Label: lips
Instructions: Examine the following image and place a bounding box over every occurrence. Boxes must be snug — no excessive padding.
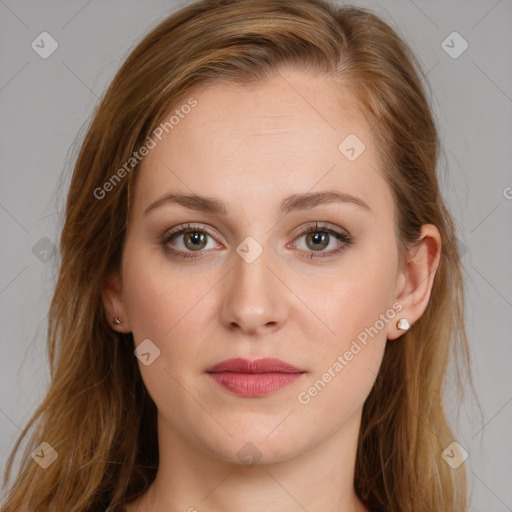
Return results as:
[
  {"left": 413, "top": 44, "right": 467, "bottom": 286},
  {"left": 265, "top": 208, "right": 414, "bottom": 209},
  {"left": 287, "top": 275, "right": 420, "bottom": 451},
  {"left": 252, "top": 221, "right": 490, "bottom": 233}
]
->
[
  {"left": 205, "top": 357, "right": 305, "bottom": 397},
  {"left": 205, "top": 357, "right": 303, "bottom": 374}
]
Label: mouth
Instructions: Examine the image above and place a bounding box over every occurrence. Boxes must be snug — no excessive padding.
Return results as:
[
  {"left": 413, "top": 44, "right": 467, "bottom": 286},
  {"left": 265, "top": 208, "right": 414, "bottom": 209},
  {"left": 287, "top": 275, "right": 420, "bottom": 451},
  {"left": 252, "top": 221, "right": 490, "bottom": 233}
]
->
[{"left": 205, "top": 357, "right": 306, "bottom": 397}]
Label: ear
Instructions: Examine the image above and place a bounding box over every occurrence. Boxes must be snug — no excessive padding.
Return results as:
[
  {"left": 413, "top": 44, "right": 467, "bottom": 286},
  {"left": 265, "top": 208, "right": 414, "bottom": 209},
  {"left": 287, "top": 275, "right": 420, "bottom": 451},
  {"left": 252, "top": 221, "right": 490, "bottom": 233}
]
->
[
  {"left": 102, "top": 270, "right": 131, "bottom": 333},
  {"left": 387, "top": 224, "right": 442, "bottom": 340}
]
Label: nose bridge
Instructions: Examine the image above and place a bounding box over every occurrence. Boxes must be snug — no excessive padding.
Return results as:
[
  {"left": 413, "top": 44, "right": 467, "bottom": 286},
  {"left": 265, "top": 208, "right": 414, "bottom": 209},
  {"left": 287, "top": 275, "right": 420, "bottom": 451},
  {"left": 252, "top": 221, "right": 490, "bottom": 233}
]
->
[
  {"left": 234, "top": 238, "right": 272, "bottom": 294},
  {"left": 220, "top": 235, "right": 287, "bottom": 334}
]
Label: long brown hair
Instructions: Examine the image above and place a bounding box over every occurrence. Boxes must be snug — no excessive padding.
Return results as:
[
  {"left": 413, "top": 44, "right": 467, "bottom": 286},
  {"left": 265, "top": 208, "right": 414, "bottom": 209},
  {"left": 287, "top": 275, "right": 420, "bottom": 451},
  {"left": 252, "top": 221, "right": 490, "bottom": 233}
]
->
[{"left": 2, "top": 1, "right": 477, "bottom": 511}]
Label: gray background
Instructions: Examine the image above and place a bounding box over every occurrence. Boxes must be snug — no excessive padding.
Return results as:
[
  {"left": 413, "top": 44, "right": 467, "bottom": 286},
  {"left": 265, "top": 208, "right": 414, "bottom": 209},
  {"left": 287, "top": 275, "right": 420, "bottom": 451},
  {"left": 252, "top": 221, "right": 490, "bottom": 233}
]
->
[{"left": 1, "top": 0, "right": 511, "bottom": 510}]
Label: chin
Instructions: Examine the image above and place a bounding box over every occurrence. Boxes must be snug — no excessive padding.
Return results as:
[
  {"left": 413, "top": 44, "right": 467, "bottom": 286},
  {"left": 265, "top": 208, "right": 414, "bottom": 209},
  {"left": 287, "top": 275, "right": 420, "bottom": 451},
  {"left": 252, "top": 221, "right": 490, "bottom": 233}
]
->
[{"left": 197, "top": 421, "right": 311, "bottom": 466}]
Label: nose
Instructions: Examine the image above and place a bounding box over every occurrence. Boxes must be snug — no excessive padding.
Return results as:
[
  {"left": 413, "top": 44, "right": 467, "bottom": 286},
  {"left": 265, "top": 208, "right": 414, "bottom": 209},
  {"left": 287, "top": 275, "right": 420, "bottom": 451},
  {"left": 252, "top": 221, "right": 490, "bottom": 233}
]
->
[{"left": 219, "top": 241, "right": 288, "bottom": 336}]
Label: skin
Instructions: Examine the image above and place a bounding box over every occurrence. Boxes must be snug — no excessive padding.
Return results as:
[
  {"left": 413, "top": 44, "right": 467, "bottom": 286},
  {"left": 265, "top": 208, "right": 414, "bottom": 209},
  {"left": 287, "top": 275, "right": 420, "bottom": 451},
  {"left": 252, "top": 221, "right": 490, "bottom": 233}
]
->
[{"left": 103, "top": 68, "right": 441, "bottom": 512}]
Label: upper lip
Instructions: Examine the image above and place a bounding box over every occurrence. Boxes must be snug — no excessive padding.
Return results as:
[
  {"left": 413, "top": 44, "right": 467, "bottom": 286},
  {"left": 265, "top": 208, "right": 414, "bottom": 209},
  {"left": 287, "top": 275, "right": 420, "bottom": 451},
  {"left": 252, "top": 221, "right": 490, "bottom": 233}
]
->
[{"left": 205, "top": 357, "right": 304, "bottom": 374}]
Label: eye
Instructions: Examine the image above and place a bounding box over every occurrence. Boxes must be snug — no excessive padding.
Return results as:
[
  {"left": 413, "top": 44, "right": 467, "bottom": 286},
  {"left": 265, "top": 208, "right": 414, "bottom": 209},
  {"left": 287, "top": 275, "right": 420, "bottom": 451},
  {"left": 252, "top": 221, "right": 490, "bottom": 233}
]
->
[
  {"left": 160, "top": 223, "right": 220, "bottom": 260},
  {"left": 290, "top": 222, "right": 353, "bottom": 259},
  {"left": 160, "top": 222, "right": 353, "bottom": 260}
]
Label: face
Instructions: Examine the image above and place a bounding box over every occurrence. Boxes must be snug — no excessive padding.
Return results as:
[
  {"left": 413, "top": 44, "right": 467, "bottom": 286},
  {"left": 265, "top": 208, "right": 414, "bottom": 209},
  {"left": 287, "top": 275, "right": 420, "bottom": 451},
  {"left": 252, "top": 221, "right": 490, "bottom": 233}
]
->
[{"left": 109, "top": 69, "right": 406, "bottom": 464}]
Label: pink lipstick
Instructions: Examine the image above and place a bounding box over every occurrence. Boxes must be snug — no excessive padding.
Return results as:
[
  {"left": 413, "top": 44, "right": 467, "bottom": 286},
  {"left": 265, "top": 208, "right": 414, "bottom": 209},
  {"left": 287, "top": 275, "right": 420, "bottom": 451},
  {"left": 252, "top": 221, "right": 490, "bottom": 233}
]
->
[{"left": 206, "top": 357, "right": 305, "bottom": 397}]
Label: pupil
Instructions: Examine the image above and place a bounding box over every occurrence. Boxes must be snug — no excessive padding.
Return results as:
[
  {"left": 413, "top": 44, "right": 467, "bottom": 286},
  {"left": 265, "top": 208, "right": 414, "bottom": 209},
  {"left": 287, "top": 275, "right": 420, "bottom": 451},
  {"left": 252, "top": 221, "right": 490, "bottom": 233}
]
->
[
  {"left": 309, "top": 232, "right": 328, "bottom": 251},
  {"left": 186, "top": 231, "right": 206, "bottom": 250}
]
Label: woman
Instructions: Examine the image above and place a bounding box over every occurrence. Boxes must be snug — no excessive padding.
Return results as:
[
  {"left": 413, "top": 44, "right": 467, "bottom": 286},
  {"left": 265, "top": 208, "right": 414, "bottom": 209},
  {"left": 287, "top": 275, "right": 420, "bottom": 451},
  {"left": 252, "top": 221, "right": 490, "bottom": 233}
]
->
[{"left": 2, "top": 0, "right": 475, "bottom": 511}]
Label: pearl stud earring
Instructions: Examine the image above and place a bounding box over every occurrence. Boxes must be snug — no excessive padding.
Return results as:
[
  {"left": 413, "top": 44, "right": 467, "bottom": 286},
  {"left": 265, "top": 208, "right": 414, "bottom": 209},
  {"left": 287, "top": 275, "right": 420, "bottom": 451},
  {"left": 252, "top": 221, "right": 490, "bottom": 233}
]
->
[{"left": 397, "top": 318, "right": 410, "bottom": 331}]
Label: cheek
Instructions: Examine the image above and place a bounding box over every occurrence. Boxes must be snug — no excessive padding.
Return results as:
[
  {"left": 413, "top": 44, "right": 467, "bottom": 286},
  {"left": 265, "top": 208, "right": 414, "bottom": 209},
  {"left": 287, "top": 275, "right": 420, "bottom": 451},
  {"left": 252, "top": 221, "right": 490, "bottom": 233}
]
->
[
  {"left": 121, "top": 247, "right": 221, "bottom": 382},
  {"left": 296, "top": 281, "right": 391, "bottom": 424},
  {"left": 296, "top": 245, "right": 397, "bottom": 403},
  {"left": 121, "top": 250, "right": 213, "bottom": 411},
  {"left": 122, "top": 246, "right": 205, "bottom": 339},
  {"left": 334, "top": 275, "right": 396, "bottom": 340},
  {"left": 306, "top": 247, "right": 397, "bottom": 347}
]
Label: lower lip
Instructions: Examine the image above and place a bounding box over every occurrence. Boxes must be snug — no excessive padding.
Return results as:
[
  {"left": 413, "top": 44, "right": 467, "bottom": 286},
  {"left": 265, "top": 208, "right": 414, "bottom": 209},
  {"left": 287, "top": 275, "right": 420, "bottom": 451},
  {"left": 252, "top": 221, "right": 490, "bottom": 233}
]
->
[{"left": 207, "top": 372, "right": 304, "bottom": 397}]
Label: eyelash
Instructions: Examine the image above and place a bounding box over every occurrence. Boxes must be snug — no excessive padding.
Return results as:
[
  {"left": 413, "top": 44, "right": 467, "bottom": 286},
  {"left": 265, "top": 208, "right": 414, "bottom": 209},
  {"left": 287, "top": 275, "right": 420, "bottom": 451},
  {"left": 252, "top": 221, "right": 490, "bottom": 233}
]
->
[{"left": 159, "top": 222, "right": 353, "bottom": 261}]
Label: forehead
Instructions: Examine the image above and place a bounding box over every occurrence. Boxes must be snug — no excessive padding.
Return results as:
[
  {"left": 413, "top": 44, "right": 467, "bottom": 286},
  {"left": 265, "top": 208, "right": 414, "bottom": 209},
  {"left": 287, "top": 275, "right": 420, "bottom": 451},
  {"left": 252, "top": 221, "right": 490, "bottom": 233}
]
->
[{"left": 133, "top": 70, "right": 390, "bottom": 218}]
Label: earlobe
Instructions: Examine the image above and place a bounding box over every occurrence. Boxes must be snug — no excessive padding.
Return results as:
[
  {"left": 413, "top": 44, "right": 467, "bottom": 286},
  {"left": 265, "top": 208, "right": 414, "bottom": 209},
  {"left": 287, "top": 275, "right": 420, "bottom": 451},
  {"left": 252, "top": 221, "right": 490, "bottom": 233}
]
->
[
  {"left": 387, "top": 224, "right": 441, "bottom": 340},
  {"left": 102, "top": 271, "right": 131, "bottom": 333}
]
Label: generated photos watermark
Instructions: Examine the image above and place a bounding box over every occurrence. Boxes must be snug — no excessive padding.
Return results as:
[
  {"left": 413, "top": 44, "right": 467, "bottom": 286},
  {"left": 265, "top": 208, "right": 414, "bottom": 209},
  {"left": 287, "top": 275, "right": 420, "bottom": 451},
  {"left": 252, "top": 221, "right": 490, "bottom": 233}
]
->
[
  {"left": 93, "top": 96, "right": 198, "bottom": 200},
  {"left": 297, "top": 301, "right": 403, "bottom": 405}
]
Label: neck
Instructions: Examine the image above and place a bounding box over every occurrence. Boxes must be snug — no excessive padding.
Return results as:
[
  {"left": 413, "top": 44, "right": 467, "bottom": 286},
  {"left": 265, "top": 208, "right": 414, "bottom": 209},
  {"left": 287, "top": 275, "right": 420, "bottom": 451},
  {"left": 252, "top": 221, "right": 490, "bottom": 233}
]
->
[{"left": 128, "top": 411, "right": 368, "bottom": 512}]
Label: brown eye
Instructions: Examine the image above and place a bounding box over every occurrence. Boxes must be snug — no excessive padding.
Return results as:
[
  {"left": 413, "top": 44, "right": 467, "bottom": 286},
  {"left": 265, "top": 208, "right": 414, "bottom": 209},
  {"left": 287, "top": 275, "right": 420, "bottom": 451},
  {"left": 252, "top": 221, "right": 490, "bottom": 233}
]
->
[
  {"left": 304, "top": 231, "right": 330, "bottom": 251},
  {"left": 291, "top": 223, "right": 353, "bottom": 260},
  {"left": 160, "top": 223, "right": 221, "bottom": 260},
  {"left": 181, "top": 230, "right": 208, "bottom": 251}
]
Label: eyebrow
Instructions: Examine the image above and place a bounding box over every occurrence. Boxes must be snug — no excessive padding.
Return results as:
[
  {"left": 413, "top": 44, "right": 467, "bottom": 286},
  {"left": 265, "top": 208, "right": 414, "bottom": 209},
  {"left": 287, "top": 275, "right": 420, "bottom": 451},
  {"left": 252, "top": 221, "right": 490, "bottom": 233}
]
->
[{"left": 144, "top": 189, "right": 371, "bottom": 216}]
